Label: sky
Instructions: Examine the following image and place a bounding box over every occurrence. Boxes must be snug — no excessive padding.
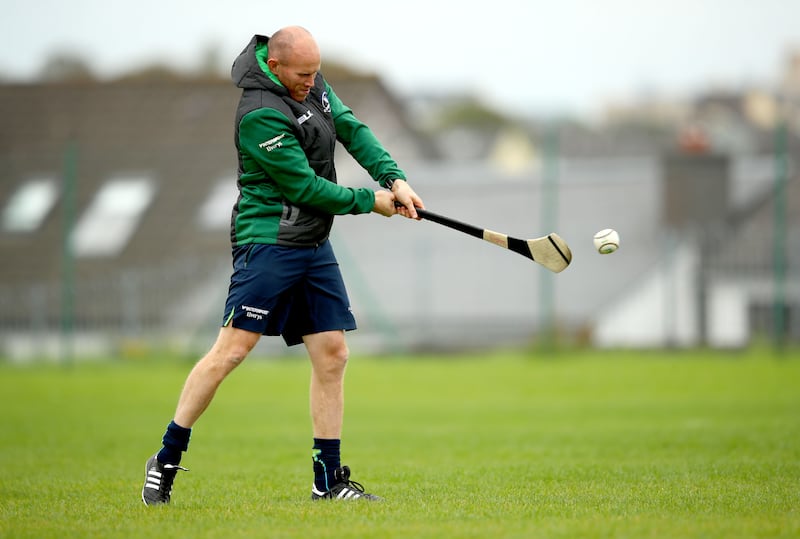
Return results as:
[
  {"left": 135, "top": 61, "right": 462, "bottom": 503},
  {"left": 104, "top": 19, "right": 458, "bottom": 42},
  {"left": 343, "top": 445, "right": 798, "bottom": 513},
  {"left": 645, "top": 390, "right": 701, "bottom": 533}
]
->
[{"left": 2, "top": 0, "right": 799, "bottom": 117}]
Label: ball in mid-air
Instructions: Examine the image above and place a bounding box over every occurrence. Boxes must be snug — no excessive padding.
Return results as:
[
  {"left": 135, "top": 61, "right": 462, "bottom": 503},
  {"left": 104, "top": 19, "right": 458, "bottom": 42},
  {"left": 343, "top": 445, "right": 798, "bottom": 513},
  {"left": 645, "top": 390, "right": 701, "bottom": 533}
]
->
[{"left": 593, "top": 229, "right": 620, "bottom": 254}]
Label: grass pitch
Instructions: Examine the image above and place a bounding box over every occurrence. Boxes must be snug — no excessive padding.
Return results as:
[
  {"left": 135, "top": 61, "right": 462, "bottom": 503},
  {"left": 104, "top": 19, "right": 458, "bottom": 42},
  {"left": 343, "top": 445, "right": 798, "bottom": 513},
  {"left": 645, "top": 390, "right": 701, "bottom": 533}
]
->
[{"left": 1, "top": 347, "right": 798, "bottom": 538}]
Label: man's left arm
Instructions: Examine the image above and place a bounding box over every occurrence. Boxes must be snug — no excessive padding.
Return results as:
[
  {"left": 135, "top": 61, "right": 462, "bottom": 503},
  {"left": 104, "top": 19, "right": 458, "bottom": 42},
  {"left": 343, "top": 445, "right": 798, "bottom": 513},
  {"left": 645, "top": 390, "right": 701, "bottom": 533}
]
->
[{"left": 327, "top": 82, "right": 423, "bottom": 218}]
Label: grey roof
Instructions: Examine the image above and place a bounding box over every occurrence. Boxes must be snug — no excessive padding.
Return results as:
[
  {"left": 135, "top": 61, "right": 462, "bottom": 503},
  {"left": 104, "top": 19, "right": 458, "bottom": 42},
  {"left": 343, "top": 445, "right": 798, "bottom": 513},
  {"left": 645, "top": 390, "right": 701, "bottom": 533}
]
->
[{"left": 0, "top": 77, "right": 433, "bottom": 278}]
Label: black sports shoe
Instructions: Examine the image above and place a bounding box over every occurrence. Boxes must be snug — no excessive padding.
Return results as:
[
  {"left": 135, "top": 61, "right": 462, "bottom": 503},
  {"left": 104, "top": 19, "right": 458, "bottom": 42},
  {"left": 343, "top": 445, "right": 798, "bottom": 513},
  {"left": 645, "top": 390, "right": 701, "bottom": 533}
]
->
[
  {"left": 310, "top": 465, "right": 382, "bottom": 501},
  {"left": 141, "top": 453, "right": 188, "bottom": 506}
]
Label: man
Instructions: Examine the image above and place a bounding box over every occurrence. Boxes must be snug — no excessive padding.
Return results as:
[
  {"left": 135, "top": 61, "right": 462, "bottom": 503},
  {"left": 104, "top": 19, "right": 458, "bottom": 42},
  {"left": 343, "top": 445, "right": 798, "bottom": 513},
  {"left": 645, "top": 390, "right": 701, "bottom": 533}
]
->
[{"left": 141, "top": 26, "right": 424, "bottom": 505}]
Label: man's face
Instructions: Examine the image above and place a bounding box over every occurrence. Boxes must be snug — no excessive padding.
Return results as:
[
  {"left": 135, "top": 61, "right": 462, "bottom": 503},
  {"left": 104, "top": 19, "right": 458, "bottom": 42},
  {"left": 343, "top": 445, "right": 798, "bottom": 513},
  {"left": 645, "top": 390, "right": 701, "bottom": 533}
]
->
[{"left": 270, "top": 48, "right": 320, "bottom": 102}]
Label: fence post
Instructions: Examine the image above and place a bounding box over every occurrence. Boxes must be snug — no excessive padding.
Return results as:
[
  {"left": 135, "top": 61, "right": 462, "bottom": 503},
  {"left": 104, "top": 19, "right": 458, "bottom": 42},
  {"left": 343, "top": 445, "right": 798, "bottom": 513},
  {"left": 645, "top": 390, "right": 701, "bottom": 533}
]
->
[
  {"left": 539, "top": 122, "right": 559, "bottom": 352},
  {"left": 60, "top": 141, "right": 78, "bottom": 366},
  {"left": 772, "top": 120, "right": 788, "bottom": 352}
]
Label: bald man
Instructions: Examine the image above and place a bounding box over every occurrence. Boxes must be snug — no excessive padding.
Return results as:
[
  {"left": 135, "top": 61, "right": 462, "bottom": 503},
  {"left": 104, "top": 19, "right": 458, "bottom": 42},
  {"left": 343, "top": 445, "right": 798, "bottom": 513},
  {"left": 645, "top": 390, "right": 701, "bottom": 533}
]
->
[{"left": 141, "top": 26, "right": 424, "bottom": 505}]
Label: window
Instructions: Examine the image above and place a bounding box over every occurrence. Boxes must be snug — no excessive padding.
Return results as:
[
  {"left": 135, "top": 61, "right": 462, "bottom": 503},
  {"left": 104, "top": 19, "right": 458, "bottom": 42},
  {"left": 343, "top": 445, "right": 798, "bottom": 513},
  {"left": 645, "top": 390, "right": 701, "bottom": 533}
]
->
[
  {"left": 197, "top": 178, "right": 238, "bottom": 230},
  {"left": 2, "top": 178, "right": 59, "bottom": 232},
  {"left": 71, "top": 177, "right": 155, "bottom": 257}
]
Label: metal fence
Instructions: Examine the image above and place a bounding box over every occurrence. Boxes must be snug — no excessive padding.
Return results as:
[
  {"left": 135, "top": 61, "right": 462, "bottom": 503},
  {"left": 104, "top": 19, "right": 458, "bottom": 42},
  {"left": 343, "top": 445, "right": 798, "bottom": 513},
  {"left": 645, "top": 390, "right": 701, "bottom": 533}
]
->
[{"left": 1, "top": 152, "right": 796, "bottom": 361}]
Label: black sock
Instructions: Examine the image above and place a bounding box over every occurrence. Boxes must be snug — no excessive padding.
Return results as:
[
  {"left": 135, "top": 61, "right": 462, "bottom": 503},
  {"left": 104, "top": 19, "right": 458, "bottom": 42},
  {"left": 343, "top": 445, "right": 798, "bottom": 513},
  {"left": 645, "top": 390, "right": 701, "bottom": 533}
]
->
[
  {"left": 312, "top": 438, "right": 341, "bottom": 492},
  {"left": 157, "top": 420, "right": 191, "bottom": 465}
]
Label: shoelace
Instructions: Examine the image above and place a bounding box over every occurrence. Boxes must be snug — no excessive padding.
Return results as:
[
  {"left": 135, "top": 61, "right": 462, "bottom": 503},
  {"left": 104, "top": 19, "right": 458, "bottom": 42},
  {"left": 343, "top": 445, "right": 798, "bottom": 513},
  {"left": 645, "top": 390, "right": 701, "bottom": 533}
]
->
[
  {"left": 159, "top": 464, "right": 189, "bottom": 491},
  {"left": 342, "top": 478, "right": 366, "bottom": 494},
  {"left": 164, "top": 464, "right": 189, "bottom": 472}
]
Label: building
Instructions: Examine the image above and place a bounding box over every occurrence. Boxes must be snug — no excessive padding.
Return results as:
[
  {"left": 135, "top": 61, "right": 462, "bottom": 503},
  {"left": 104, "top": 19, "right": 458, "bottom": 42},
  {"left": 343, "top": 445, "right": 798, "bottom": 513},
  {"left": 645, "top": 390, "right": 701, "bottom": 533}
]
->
[
  {"left": 0, "top": 71, "right": 437, "bottom": 358},
  {"left": 1, "top": 69, "right": 797, "bottom": 359}
]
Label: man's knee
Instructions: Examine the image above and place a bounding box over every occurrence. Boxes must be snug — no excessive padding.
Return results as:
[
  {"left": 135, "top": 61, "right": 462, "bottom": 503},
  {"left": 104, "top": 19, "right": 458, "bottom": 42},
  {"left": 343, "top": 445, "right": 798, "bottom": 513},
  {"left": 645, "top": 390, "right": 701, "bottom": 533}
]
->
[
  {"left": 307, "top": 332, "right": 349, "bottom": 377},
  {"left": 329, "top": 341, "right": 349, "bottom": 371},
  {"left": 322, "top": 340, "right": 349, "bottom": 373},
  {"left": 210, "top": 326, "right": 261, "bottom": 369}
]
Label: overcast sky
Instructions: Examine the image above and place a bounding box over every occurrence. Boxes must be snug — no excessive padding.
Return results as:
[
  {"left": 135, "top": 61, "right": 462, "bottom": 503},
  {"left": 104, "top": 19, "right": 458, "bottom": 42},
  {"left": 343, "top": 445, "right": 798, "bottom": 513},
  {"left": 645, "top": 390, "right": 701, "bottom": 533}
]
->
[{"left": 2, "top": 0, "right": 799, "bottom": 117}]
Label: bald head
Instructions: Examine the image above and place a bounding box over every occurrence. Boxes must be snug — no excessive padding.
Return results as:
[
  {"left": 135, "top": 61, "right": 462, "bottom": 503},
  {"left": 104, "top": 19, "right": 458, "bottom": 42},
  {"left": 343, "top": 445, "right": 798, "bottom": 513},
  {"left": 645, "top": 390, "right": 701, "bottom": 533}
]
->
[
  {"left": 269, "top": 26, "right": 319, "bottom": 64},
  {"left": 267, "top": 26, "right": 321, "bottom": 102}
]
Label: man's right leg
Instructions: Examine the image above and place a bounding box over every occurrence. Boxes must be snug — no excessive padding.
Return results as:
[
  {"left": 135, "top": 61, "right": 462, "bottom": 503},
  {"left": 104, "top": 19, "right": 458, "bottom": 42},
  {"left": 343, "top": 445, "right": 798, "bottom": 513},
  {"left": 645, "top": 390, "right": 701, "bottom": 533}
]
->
[
  {"left": 142, "top": 325, "right": 261, "bottom": 506},
  {"left": 173, "top": 325, "right": 261, "bottom": 428}
]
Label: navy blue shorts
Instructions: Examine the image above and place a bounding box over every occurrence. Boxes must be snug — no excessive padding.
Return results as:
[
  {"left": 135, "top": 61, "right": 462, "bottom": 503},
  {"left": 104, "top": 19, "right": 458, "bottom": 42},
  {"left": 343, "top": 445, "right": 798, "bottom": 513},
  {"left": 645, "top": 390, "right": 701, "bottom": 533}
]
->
[{"left": 221, "top": 240, "right": 356, "bottom": 346}]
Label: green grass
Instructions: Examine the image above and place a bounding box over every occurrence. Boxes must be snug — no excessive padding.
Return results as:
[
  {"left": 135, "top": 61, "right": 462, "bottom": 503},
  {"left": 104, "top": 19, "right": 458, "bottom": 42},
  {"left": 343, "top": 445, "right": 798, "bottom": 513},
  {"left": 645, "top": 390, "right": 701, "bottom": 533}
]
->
[{"left": 1, "top": 347, "right": 798, "bottom": 538}]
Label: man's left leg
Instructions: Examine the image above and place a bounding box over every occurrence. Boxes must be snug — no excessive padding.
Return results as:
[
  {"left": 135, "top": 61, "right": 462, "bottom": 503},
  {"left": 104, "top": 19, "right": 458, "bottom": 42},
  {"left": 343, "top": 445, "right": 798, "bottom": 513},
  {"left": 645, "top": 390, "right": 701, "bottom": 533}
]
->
[
  {"left": 305, "top": 330, "right": 380, "bottom": 500},
  {"left": 305, "top": 330, "right": 348, "bottom": 440}
]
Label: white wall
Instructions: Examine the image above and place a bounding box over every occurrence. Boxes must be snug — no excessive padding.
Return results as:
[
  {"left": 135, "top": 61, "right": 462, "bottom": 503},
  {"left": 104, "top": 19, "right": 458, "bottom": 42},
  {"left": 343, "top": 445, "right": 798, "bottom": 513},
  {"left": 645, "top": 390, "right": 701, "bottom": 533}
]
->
[{"left": 593, "top": 242, "right": 700, "bottom": 347}]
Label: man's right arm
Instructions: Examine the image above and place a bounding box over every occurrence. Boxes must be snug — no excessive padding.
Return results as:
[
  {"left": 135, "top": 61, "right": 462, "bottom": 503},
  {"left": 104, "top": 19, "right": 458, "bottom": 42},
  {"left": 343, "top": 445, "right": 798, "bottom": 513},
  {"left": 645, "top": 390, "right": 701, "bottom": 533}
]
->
[{"left": 238, "top": 108, "right": 376, "bottom": 215}]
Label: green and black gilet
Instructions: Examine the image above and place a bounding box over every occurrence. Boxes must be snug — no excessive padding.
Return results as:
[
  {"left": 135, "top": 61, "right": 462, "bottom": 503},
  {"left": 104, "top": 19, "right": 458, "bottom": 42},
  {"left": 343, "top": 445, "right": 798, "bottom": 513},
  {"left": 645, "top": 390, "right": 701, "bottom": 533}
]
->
[{"left": 230, "top": 34, "right": 406, "bottom": 247}]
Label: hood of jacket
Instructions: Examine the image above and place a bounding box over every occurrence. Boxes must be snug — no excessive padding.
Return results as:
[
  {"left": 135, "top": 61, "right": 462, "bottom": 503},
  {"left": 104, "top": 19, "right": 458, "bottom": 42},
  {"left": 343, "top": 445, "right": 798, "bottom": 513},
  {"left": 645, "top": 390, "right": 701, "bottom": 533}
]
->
[{"left": 231, "top": 34, "right": 290, "bottom": 96}]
